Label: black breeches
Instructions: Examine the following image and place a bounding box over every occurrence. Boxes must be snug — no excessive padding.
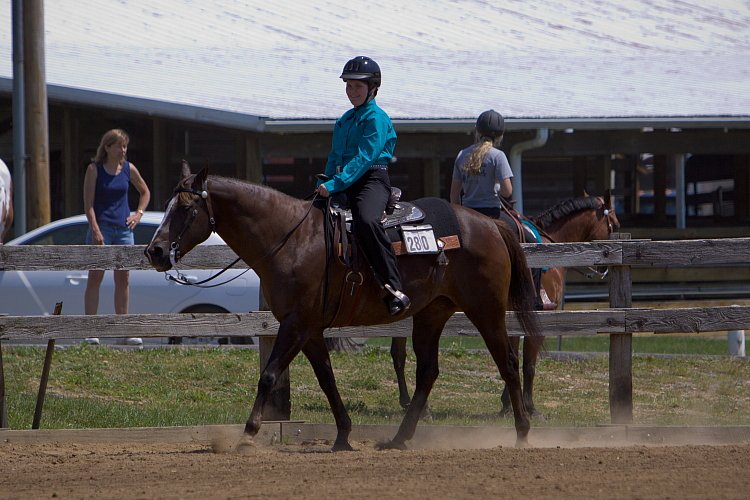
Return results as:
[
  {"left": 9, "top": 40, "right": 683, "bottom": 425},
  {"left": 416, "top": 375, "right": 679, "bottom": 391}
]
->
[{"left": 348, "top": 169, "right": 403, "bottom": 291}]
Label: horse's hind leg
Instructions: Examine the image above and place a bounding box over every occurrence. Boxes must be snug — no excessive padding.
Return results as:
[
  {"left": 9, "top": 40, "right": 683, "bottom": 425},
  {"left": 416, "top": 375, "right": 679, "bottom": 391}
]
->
[
  {"left": 520, "top": 335, "right": 544, "bottom": 417},
  {"left": 464, "top": 307, "right": 530, "bottom": 447},
  {"left": 501, "top": 335, "right": 544, "bottom": 418},
  {"left": 500, "top": 336, "right": 521, "bottom": 416},
  {"left": 381, "top": 300, "right": 454, "bottom": 450}
]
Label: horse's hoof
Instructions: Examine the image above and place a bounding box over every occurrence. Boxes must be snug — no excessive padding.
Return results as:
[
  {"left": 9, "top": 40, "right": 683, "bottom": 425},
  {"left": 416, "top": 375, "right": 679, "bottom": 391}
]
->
[
  {"left": 234, "top": 434, "right": 258, "bottom": 455},
  {"left": 375, "top": 440, "right": 408, "bottom": 451},
  {"left": 515, "top": 437, "right": 531, "bottom": 449},
  {"left": 331, "top": 440, "right": 355, "bottom": 452},
  {"left": 530, "top": 410, "right": 546, "bottom": 422}
]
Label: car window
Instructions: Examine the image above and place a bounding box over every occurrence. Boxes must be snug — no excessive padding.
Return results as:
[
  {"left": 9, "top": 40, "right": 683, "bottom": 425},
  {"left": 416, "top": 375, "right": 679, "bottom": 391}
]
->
[
  {"left": 24, "top": 223, "right": 88, "bottom": 245},
  {"left": 22, "top": 222, "right": 157, "bottom": 246},
  {"left": 134, "top": 224, "right": 157, "bottom": 245}
]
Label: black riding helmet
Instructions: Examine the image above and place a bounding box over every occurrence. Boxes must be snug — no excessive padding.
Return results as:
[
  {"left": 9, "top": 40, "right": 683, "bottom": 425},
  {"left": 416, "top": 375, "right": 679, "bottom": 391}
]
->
[
  {"left": 339, "top": 56, "right": 380, "bottom": 104},
  {"left": 476, "top": 109, "right": 505, "bottom": 139},
  {"left": 340, "top": 56, "right": 382, "bottom": 91}
]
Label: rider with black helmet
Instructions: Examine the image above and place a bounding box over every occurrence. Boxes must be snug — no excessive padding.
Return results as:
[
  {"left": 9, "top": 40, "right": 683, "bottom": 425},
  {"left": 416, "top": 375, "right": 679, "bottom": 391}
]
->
[
  {"left": 316, "top": 56, "right": 410, "bottom": 316},
  {"left": 450, "top": 109, "right": 512, "bottom": 215},
  {"left": 450, "top": 109, "right": 554, "bottom": 310}
]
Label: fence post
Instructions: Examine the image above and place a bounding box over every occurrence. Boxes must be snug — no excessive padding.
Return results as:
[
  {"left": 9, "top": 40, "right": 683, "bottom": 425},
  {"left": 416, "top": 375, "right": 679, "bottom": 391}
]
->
[
  {"left": 32, "top": 301, "right": 62, "bottom": 429},
  {"left": 609, "top": 232, "right": 633, "bottom": 424},
  {"left": 258, "top": 290, "right": 291, "bottom": 420},
  {"left": 0, "top": 329, "right": 7, "bottom": 428}
]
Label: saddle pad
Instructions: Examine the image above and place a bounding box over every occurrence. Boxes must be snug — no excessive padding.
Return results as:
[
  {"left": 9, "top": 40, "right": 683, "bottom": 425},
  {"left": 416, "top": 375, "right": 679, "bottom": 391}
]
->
[
  {"left": 386, "top": 197, "right": 462, "bottom": 247},
  {"left": 521, "top": 218, "right": 544, "bottom": 244}
]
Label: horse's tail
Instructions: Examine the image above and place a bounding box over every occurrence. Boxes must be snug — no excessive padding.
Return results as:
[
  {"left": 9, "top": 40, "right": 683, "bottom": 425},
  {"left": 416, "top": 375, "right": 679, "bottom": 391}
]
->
[{"left": 493, "top": 220, "right": 542, "bottom": 338}]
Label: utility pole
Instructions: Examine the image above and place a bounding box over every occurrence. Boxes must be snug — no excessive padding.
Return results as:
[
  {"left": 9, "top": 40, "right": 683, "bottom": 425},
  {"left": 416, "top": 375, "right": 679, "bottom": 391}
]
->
[{"left": 23, "top": 0, "right": 51, "bottom": 229}]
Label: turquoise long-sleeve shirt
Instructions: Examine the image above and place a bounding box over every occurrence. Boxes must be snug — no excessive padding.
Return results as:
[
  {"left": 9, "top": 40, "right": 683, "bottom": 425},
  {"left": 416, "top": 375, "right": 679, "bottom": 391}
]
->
[{"left": 321, "top": 99, "right": 397, "bottom": 194}]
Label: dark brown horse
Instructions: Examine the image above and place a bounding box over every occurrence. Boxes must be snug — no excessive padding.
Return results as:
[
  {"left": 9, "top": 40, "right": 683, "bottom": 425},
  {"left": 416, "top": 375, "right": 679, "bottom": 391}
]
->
[
  {"left": 145, "top": 163, "right": 540, "bottom": 451},
  {"left": 391, "top": 192, "right": 620, "bottom": 419}
]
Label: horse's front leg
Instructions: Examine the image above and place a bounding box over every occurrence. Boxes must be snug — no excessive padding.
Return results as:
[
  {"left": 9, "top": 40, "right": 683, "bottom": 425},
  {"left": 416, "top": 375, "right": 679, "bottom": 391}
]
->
[
  {"left": 237, "top": 321, "right": 308, "bottom": 452},
  {"left": 391, "top": 337, "right": 433, "bottom": 421},
  {"left": 302, "top": 335, "right": 353, "bottom": 451},
  {"left": 390, "top": 337, "right": 411, "bottom": 410},
  {"left": 380, "top": 305, "right": 452, "bottom": 450}
]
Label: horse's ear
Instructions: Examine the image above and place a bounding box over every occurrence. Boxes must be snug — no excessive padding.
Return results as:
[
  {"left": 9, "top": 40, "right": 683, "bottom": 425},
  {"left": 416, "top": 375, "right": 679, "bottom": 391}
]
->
[
  {"left": 180, "top": 160, "right": 191, "bottom": 180},
  {"left": 582, "top": 189, "right": 590, "bottom": 197},
  {"left": 193, "top": 167, "right": 209, "bottom": 188}
]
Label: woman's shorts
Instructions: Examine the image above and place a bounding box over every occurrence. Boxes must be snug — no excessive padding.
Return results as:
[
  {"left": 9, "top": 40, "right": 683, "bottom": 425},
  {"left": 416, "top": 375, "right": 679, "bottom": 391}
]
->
[{"left": 86, "top": 222, "right": 134, "bottom": 245}]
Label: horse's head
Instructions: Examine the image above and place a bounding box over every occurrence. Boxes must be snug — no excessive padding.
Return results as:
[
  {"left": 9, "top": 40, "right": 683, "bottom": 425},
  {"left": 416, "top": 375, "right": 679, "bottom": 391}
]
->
[
  {"left": 595, "top": 189, "right": 621, "bottom": 239},
  {"left": 145, "top": 161, "right": 215, "bottom": 272}
]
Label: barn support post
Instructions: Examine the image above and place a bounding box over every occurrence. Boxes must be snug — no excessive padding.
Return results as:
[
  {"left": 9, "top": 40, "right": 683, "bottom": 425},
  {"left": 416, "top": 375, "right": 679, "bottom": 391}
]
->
[
  {"left": 258, "top": 289, "right": 291, "bottom": 420},
  {"left": 608, "top": 232, "right": 633, "bottom": 424}
]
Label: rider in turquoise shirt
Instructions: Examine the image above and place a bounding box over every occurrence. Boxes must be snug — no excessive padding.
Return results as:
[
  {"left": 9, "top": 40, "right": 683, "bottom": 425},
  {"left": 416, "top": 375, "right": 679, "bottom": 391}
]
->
[
  {"left": 316, "top": 56, "right": 409, "bottom": 316},
  {"left": 320, "top": 99, "right": 397, "bottom": 194}
]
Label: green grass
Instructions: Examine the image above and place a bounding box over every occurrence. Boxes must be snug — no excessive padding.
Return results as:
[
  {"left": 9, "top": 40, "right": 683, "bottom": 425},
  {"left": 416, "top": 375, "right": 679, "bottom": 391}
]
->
[
  {"left": 368, "top": 333, "right": 733, "bottom": 355},
  {"left": 3, "top": 341, "right": 748, "bottom": 431}
]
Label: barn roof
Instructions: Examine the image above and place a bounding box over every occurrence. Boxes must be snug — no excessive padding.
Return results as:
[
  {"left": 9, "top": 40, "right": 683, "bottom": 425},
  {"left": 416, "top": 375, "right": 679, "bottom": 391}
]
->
[{"left": 1, "top": 0, "right": 749, "bottom": 131}]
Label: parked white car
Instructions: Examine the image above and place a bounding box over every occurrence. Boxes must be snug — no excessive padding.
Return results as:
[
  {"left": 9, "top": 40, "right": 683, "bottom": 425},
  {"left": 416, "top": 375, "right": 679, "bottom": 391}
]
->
[{"left": 0, "top": 212, "right": 260, "bottom": 344}]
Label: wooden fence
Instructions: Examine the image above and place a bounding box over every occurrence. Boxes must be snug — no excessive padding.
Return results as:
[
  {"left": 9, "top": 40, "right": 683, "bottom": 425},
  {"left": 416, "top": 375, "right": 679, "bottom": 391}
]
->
[{"left": 1, "top": 236, "right": 750, "bottom": 427}]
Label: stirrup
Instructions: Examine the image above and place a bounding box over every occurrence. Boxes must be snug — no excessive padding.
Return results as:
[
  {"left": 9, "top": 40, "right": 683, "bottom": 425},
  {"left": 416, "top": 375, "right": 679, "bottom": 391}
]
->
[
  {"left": 384, "top": 284, "right": 411, "bottom": 316},
  {"left": 540, "top": 288, "right": 557, "bottom": 311}
]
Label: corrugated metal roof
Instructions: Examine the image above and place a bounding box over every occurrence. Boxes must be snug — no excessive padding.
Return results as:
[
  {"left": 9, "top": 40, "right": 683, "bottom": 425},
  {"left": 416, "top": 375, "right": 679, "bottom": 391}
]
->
[{"left": 1, "top": 0, "right": 748, "bottom": 123}]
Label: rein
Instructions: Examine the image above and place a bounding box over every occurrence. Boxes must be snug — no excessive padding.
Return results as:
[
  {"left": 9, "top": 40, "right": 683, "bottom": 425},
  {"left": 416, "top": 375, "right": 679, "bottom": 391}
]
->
[
  {"left": 576, "top": 200, "right": 614, "bottom": 279},
  {"left": 164, "top": 181, "right": 319, "bottom": 287}
]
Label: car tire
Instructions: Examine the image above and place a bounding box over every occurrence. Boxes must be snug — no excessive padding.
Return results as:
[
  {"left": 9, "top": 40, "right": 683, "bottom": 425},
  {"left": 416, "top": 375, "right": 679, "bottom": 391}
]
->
[{"left": 169, "top": 305, "right": 254, "bottom": 345}]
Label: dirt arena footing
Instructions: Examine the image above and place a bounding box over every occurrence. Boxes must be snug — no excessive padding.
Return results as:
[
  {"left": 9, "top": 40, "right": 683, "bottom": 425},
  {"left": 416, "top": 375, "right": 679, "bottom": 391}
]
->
[{"left": 3, "top": 423, "right": 750, "bottom": 449}]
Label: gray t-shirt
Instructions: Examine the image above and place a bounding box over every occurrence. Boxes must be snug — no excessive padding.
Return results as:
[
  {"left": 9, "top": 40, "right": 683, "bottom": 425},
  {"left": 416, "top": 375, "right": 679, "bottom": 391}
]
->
[{"left": 452, "top": 144, "right": 513, "bottom": 209}]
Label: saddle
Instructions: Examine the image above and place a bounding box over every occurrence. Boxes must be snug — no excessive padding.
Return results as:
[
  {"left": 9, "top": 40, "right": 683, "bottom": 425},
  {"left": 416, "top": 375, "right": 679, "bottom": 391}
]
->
[
  {"left": 321, "top": 188, "right": 462, "bottom": 327},
  {"left": 330, "top": 187, "right": 426, "bottom": 230},
  {"left": 324, "top": 187, "right": 462, "bottom": 268},
  {"left": 499, "top": 197, "right": 544, "bottom": 244}
]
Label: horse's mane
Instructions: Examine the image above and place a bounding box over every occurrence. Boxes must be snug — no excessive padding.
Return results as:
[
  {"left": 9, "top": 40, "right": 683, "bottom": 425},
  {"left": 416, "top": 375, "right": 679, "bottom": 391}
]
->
[
  {"left": 180, "top": 174, "right": 302, "bottom": 205},
  {"left": 532, "top": 196, "right": 601, "bottom": 229}
]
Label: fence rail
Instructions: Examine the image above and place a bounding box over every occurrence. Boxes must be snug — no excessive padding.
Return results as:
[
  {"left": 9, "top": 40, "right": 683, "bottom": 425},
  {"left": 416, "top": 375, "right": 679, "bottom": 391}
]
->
[
  {"left": 2, "top": 237, "right": 749, "bottom": 270},
  {"left": 2, "top": 306, "right": 750, "bottom": 341},
  {"left": 1, "top": 237, "right": 750, "bottom": 428}
]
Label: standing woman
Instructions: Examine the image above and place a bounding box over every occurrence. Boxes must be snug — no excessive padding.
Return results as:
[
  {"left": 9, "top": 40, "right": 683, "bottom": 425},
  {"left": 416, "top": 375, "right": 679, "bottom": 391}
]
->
[
  {"left": 83, "top": 129, "right": 150, "bottom": 345},
  {"left": 316, "top": 56, "right": 410, "bottom": 316}
]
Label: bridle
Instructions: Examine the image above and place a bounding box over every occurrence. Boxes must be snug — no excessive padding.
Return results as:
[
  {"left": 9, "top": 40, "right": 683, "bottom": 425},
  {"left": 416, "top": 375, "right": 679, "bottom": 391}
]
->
[
  {"left": 163, "top": 181, "right": 245, "bottom": 287},
  {"left": 169, "top": 182, "right": 215, "bottom": 269},
  {"left": 601, "top": 199, "right": 615, "bottom": 236},
  {"left": 163, "top": 178, "right": 319, "bottom": 287},
  {"left": 577, "top": 196, "right": 617, "bottom": 280}
]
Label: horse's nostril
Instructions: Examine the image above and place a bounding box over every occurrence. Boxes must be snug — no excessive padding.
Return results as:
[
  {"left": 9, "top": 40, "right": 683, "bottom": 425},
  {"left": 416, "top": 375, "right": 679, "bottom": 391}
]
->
[{"left": 144, "top": 245, "right": 164, "bottom": 261}]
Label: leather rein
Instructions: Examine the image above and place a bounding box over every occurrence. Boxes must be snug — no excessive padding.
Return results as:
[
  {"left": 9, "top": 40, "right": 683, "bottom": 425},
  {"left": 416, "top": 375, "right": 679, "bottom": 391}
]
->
[{"left": 164, "top": 181, "right": 318, "bottom": 288}]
